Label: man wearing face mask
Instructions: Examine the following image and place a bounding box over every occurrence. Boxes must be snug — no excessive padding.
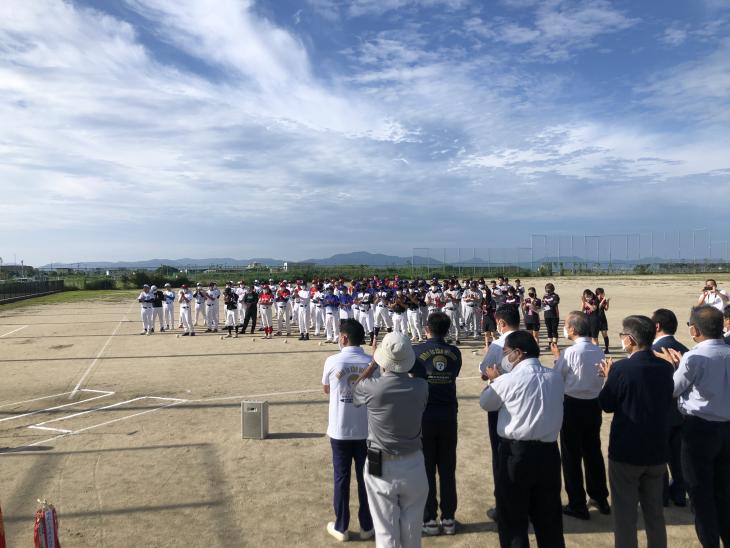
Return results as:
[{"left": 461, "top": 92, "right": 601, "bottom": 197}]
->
[
  {"left": 478, "top": 305, "right": 521, "bottom": 522},
  {"left": 657, "top": 305, "right": 730, "bottom": 547},
  {"left": 480, "top": 331, "right": 566, "bottom": 548},
  {"left": 322, "top": 319, "right": 376, "bottom": 542},
  {"left": 697, "top": 279, "right": 728, "bottom": 311},
  {"left": 598, "top": 316, "right": 674, "bottom": 548},
  {"left": 550, "top": 311, "right": 609, "bottom": 520}
]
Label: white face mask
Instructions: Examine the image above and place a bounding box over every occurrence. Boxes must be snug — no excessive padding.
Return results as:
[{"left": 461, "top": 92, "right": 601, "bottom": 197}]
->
[
  {"left": 501, "top": 351, "right": 516, "bottom": 373},
  {"left": 621, "top": 336, "right": 629, "bottom": 352},
  {"left": 563, "top": 326, "right": 569, "bottom": 339}
]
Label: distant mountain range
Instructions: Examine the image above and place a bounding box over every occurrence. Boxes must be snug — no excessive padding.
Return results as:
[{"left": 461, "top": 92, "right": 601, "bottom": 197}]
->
[
  {"left": 39, "top": 251, "right": 702, "bottom": 270},
  {"left": 40, "top": 252, "right": 432, "bottom": 269}
]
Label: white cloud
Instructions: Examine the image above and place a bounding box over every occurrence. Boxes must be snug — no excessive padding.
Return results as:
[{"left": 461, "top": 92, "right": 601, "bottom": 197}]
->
[
  {"left": 468, "top": 0, "right": 637, "bottom": 60},
  {"left": 661, "top": 25, "right": 688, "bottom": 46}
]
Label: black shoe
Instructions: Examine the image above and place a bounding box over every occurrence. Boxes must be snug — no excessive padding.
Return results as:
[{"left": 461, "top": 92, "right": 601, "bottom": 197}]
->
[
  {"left": 190, "top": 332, "right": 196, "bottom": 336},
  {"left": 213, "top": 329, "right": 218, "bottom": 333},
  {"left": 563, "top": 505, "right": 590, "bottom": 520},
  {"left": 160, "top": 327, "right": 165, "bottom": 332},
  {"left": 672, "top": 497, "right": 687, "bottom": 507},
  {"left": 182, "top": 332, "right": 190, "bottom": 336},
  {"left": 299, "top": 334, "right": 304, "bottom": 340},
  {"left": 305, "top": 333, "right": 310, "bottom": 340},
  {"left": 486, "top": 507, "right": 498, "bottom": 522},
  {"left": 206, "top": 329, "right": 212, "bottom": 333},
  {"left": 589, "top": 499, "right": 611, "bottom": 515}
]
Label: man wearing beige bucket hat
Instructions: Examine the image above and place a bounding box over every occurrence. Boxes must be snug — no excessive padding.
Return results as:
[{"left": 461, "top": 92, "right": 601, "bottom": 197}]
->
[{"left": 353, "top": 332, "right": 429, "bottom": 548}]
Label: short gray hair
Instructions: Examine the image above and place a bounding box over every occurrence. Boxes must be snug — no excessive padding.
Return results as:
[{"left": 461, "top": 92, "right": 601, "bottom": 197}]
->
[
  {"left": 622, "top": 315, "right": 655, "bottom": 348},
  {"left": 566, "top": 311, "right": 590, "bottom": 337}
]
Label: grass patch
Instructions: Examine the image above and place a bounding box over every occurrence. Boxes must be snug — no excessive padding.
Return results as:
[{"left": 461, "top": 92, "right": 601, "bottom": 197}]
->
[{"left": 0, "top": 290, "right": 136, "bottom": 311}]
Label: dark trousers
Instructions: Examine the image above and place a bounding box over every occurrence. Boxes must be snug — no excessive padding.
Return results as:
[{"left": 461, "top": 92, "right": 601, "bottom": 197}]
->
[
  {"left": 496, "top": 439, "right": 565, "bottom": 548},
  {"left": 488, "top": 411, "right": 501, "bottom": 496},
  {"left": 422, "top": 419, "right": 458, "bottom": 521},
  {"left": 560, "top": 396, "right": 609, "bottom": 509},
  {"left": 663, "top": 422, "right": 686, "bottom": 504},
  {"left": 240, "top": 305, "right": 257, "bottom": 333},
  {"left": 545, "top": 317, "right": 559, "bottom": 339},
  {"left": 681, "top": 416, "right": 730, "bottom": 548},
  {"left": 330, "top": 438, "right": 373, "bottom": 534}
]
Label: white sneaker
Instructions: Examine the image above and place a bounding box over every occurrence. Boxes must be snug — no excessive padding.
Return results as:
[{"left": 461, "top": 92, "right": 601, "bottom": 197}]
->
[
  {"left": 359, "top": 529, "right": 374, "bottom": 540},
  {"left": 422, "top": 520, "right": 440, "bottom": 536},
  {"left": 441, "top": 519, "right": 456, "bottom": 535},
  {"left": 326, "top": 522, "right": 348, "bottom": 542}
]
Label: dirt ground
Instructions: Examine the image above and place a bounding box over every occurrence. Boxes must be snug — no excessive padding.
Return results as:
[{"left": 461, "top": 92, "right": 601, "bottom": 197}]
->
[{"left": 0, "top": 276, "right": 721, "bottom": 547}]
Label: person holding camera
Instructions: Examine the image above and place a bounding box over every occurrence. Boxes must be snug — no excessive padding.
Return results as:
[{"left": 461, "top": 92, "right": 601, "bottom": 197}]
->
[
  {"left": 697, "top": 279, "right": 728, "bottom": 312},
  {"left": 353, "top": 333, "right": 429, "bottom": 548}
]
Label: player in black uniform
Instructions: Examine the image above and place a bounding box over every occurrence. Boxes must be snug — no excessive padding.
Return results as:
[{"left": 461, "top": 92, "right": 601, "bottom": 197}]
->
[
  {"left": 595, "top": 287, "right": 610, "bottom": 353},
  {"left": 542, "top": 283, "right": 560, "bottom": 350}
]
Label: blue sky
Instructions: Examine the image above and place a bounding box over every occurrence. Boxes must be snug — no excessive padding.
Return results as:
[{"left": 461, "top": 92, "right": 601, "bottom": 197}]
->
[{"left": 1, "top": 0, "right": 729, "bottom": 264}]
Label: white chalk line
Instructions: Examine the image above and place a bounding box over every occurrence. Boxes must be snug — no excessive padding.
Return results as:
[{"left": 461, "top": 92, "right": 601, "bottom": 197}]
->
[
  {"left": 32, "top": 396, "right": 188, "bottom": 427},
  {"left": 190, "top": 375, "right": 484, "bottom": 403},
  {"left": 0, "top": 325, "right": 28, "bottom": 338},
  {"left": 0, "top": 390, "right": 115, "bottom": 423},
  {"left": 69, "top": 303, "right": 133, "bottom": 399},
  {"left": 0, "top": 397, "right": 189, "bottom": 453}
]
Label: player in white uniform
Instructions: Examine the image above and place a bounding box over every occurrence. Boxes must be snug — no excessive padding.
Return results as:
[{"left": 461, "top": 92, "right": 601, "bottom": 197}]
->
[
  {"left": 178, "top": 284, "right": 195, "bottom": 336},
  {"left": 193, "top": 283, "right": 207, "bottom": 326},
  {"left": 443, "top": 282, "right": 462, "bottom": 344},
  {"left": 390, "top": 288, "right": 408, "bottom": 335},
  {"left": 235, "top": 281, "right": 247, "bottom": 325},
  {"left": 462, "top": 282, "right": 482, "bottom": 340},
  {"left": 373, "top": 286, "right": 392, "bottom": 338},
  {"left": 425, "top": 284, "right": 443, "bottom": 319},
  {"left": 356, "top": 288, "right": 375, "bottom": 342},
  {"left": 137, "top": 284, "right": 153, "bottom": 335},
  {"left": 405, "top": 287, "right": 423, "bottom": 342},
  {"left": 295, "top": 286, "right": 310, "bottom": 340},
  {"left": 205, "top": 282, "right": 220, "bottom": 332},
  {"left": 322, "top": 287, "right": 340, "bottom": 343},
  {"left": 162, "top": 283, "right": 175, "bottom": 330},
  {"left": 275, "top": 282, "right": 292, "bottom": 336},
  {"left": 310, "top": 285, "right": 325, "bottom": 336}
]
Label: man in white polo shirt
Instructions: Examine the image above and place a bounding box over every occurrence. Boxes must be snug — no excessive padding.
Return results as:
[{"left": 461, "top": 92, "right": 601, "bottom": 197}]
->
[
  {"left": 551, "top": 311, "right": 609, "bottom": 520},
  {"left": 322, "top": 319, "right": 375, "bottom": 542}
]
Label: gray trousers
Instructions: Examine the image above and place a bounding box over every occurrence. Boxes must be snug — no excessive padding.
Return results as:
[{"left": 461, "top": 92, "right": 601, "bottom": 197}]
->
[
  {"left": 608, "top": 460, "right": 667, "bottom": 548},
  {"left": 364, "top": 451, "right": 428, "bottom": 548}
]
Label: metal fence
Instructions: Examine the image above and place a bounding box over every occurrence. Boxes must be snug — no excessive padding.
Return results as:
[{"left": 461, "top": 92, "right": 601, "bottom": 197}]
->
[
  {"left": 413, "top": 229, "right": 730, "bottom": 276},
  {"left": 0, "top": 280, "right": 65, "bottom": 304}
]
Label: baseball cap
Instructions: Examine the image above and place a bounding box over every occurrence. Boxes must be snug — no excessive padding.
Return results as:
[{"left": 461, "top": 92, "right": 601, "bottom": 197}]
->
[
  {"left": 143, "top": 284, "right": 150, "bottom": 288},
  {"left": 164, "top": 283, "right": 171, "bottom": 287},
  {"left": 181, "top": 284, "right": 188, "bottom": 289},
  {"left": 374, "top": 333, "right": 415, "bottom": 373}
]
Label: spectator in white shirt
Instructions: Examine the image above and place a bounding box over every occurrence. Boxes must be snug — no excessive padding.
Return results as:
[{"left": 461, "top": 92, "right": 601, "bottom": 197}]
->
[
  {"left": 551, "top": 311, "right": 609, "bottom": 520},
  {"left": 658, "top": 305, "right": 730, "bottom": 547},
  {"left": 478, "top": 304, "right": 520, "bottom": 523},
  {"left": 697, "top": 279, "right": 728, "bottom": 311},
  {"left": 480, "top": 331, "right": 566, "bottom": 548},
  {"left": 322, "top": 319, "right": 376, "bottom": 542}
]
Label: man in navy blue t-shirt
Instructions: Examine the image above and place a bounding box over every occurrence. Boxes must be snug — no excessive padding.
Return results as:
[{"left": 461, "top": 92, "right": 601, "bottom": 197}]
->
[{"left": 412, "top": 311, "right": 462, "bottom": 536}]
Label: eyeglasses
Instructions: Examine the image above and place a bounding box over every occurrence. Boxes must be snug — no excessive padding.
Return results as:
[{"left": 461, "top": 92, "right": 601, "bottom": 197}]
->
[{"left": 686, "top": 322, "right": 694, "bottom": 327}]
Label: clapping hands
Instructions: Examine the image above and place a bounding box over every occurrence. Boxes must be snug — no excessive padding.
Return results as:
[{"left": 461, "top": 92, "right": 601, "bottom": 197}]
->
[{"left": 653, "top": 347, "right": 683, "bottom": 369}]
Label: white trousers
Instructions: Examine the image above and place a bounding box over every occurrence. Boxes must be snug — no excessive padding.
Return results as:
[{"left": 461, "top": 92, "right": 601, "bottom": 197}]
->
[
  {"left": 206, "top": 303, "right": 218, "bottom": 329},
  {"left": 163, "top": 302, "right": 174, "bottom": 328},
  {"left": 180, "top": 306, "right": 193, "bottom": 333},
  {"left": 297, "top": 305, "right": 309, "bottom": 334},
  {"left": 463, "top": 305, "right": 478, "bottom": 337},
  {"left": 364, "top": 451, "right": 428, "bottom": 548},
  {"left": 276, "top": 303, "right": 290, "bottom": 333},
  {"left": 359, "top": 308, "right": 374, "bottom": 334},
  {"left": 312, "top": 306, "right": 324, "bottom": 334},
  {"left": 406, "top": 309, "right": 422, "bottom": 340},
  {"left": 260, "top": 305, "right": 273, "bottom": 328},
  {"left": 237, "top": 302, "right": 246, "bottom": 324},
  {"left": 444, "top": 307, "right": 459, "bottom": 339},
  {"left": 419, "top": 306, "right": 428, "bottom": 328},
  {"left": 325, "top": 312, "right": 339, "bottom": 341},
  {"left": 339, "top": 308, "right": 354, "bottom": 320},
  {"left": 374, "top": 306, "right": 392, "bottom": 329},
  {"left": 225, "top": 309, "right": 237, "bottom": 327},
  {"left": 195, "top": 301, "right": 206, "bottom": 324},
  {"left": 140, "top": 307, "right": 152, "bottom": 332},
  {"left": 392, "top": 312, "right": 407, "bottom": 335}
]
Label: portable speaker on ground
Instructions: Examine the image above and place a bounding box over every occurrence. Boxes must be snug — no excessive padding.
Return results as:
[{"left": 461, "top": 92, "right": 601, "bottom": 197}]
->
[{"left": 241, "top": 400, "right": 268, "bottom": 439}]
